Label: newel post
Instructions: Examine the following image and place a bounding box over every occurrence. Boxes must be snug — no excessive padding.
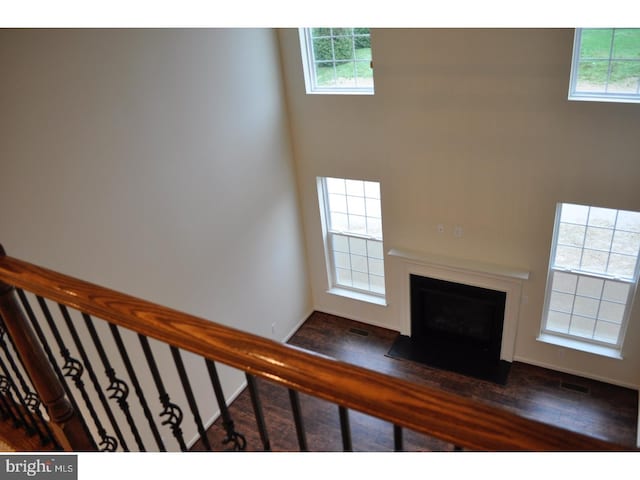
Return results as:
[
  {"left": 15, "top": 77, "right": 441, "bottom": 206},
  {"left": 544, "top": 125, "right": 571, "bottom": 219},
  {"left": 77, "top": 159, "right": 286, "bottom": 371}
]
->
[{"left": 0, "top": 245, "right": 96, "bottom": 451}]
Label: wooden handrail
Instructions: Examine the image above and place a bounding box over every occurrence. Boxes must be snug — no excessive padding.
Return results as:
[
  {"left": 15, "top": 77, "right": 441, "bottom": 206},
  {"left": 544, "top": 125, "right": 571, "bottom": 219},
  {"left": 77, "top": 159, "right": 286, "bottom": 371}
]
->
[{"left": 0, "top": 249, "right": 629, "bottom": 451}]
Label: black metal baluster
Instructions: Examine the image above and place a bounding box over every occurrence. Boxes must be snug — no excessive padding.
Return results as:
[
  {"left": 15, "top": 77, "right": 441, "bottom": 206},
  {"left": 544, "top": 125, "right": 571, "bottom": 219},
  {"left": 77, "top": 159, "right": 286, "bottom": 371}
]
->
[
  {"left": 245, "top": 373, "right": 270, "bottom": 451},
  {"left": 338, "top": 406, "right": 352, "bottom": 452},
  {"left": 110, "top": 324, "right": 166, "bottom": 451},
  {"left": 0, "top": 375, "right": 25, "bottom": 429},
  {"left": 57, "top": 304, "right": 126, "bottom": 451},
  {"left": 394, "top": 424, "right": 403, "bottom": 451},
  {"left": 454, "top": 445, "right": 464, "bottom": 451},
  {"left": 0, "top": 318, "right": 61, "bottom": 449},
  {"left": 170, "top": 347, "right": 211, "bottom": 451},
  {"left": 0, "top": 324, "right": 49, "bottom": 445},
  {"left": 83, "top": 313, "right": 144, "bottom": 451},
  {"left": 35, "top": 295, "right": 115, "bottom": 451},
  {"left": 205, "top": 360, "right": 246, "bottom": 451},
  {"left": 288, "top": 389, "right": 307, "bottom": 451},
  {"left": 138, "top": 334, "right": 186, "bottom": 451},
  {"left": 17, "top": 290, "right": 97, "bottom": 450}
]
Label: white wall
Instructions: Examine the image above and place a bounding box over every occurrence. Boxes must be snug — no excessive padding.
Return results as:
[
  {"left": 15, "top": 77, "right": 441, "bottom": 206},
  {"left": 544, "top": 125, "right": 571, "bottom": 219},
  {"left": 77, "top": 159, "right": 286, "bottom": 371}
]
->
[
  {"left": 278, "top": 28, "right": 640, "bottom": 388},
  {"left": 0, "top": 29, "right": 311, "bottom": 449}
]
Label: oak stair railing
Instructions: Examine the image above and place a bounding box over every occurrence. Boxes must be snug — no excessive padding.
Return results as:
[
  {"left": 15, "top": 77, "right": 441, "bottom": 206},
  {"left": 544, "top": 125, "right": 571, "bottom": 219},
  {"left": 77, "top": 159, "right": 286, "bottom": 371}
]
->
[{"left": 0, "top": 245, "right": 629, "bottom": 452}]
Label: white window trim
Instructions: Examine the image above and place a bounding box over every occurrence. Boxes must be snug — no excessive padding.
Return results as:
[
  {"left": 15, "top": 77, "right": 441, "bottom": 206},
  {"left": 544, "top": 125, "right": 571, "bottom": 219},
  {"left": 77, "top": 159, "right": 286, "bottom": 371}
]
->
[
  {"left": 538, "top": 203, "right": 640, "bottom": 358},
  {"left": 317, "top": 177, "right": 387, "bottom": 305},
  {"left": 298, "top": 28, "right": 374, "bottom": 96},
  {"left": 568, "top": 28, "right": 640, "bottom": 104}
]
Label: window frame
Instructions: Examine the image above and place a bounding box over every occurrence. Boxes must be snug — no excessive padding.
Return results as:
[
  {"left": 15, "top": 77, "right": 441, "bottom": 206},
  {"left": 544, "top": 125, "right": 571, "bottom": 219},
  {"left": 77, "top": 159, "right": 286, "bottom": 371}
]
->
[
  {"left": 568, "top": 28, "right": 640, "bottom": 104},
  {"left": 539, "top": 203, "right": 640, "bottom": 357},
  {"left": 317, "top": 177, "right": 386, "bottom": 304},
  {"left": 298, "top": 28, "right": 374, "bottom": 95}
]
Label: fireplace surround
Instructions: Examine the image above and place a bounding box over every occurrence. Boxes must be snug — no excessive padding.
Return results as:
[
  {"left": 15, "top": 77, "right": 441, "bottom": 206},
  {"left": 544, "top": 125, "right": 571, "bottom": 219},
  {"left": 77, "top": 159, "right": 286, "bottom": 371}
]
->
[{"left": 388, "top": 248, "right": 529, "bottom": 383}]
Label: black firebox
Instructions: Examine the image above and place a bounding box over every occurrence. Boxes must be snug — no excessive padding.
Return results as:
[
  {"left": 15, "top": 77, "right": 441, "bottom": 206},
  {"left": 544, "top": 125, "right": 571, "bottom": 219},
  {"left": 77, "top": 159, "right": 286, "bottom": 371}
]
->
[{"left": 387, "top": 274, "right": 511, "bottom": 384}]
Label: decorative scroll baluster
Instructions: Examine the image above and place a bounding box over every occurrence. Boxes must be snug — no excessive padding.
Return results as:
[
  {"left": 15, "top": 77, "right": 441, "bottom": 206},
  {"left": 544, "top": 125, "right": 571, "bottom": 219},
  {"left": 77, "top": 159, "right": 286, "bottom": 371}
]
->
[
  {"left": 138, "top": 334, "right": 186, "bottom": 451},
  {"left": 0, "top": 325, "right": 54, "bottom": 446},
  {"left": 394, "top": 425, "right": 403, "bottom": 452},
  {"left": 338, "top": 406, "right": 352, "bottom": 452},
  {"left": 16, "top": 290, "right": 96, "bottom": 450},
  {"left": 35, "top": 296, "right": 115, "bottom": 451},
  {"left": 83, "top": 313, "right": 144, "bottom": 451},
  {"left": 288, "top": 389, "right": 307, "bottom": 451},
  {"left": 171, "top": 347, "right": 211, "bottom": 450},
  {"left": 110, "top": 324, "right": 166, "bottom": 451},
  {"left": 245, "top": 373, "right": 270, "bottom": 451},
  {"left": 57, "top": 304, "right": 127, "bottom": 451},
  {"left": 0, "top": 375, "right": 25, "bottom": 429},
  {"left": 205, "top": 360, "right": 245, "bottom": 451}
]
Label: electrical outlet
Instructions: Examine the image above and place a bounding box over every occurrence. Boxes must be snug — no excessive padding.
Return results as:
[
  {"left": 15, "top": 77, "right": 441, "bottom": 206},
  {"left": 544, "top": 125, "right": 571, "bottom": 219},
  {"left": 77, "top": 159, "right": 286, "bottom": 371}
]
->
[
  {"left": 437, "top": 224, "right": 445, "bottom": 234},
  {"left": 271, "top": 322, "right": 276, "bottom": 338},
  {"left": 454, "top": 225, "right": 463, "bottom": 238}
]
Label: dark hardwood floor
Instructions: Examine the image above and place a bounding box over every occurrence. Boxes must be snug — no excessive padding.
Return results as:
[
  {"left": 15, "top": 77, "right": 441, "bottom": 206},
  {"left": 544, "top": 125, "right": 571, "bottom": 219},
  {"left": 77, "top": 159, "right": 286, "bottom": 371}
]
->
[{"left": 194, "top": 311, "right": 638, "bottom": 451}]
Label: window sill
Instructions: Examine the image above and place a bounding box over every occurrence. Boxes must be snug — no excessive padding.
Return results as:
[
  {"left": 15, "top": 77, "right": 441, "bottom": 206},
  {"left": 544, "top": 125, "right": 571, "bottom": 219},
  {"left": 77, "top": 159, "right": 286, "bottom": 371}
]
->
[
  {"left": 537, "top": 333, "right": 623, "bottom": 360},
  {"left": 326, "top": 287, "right": 387, "bottom": 306}
]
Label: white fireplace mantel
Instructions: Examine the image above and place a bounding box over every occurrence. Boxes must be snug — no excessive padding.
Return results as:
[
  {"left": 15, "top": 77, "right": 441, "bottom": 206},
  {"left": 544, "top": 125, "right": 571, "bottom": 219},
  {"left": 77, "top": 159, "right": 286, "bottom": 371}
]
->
[{"left": 388, "top": 248, "right": 530, "bottom": 362}]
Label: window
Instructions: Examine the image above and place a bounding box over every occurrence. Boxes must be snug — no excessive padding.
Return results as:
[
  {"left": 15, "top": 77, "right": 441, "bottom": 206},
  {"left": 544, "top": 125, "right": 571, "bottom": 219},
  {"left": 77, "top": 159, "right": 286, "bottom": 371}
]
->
[
  {"left": 299, "top": 28, "right": 374, "bottom": 95},
  {"left": 569, "top": 28, "right": 640, "bottom": 103},
  {"left": 318, "top": 177, "right": 385, "bottom": 303},
  {"left": 540, "top": 203, "right": 640, "bottom": 356}
]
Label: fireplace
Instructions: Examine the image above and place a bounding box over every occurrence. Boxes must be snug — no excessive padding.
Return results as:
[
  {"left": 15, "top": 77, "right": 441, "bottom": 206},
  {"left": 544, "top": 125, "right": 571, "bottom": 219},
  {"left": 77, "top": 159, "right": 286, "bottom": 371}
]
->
[
  {"left": 407, "top": 274, "right": 510, "bottom": 381},
  {"left": 410, "top": 274, "right": 506, "bottom": 361},
  {"left": 387, "top": 248, "right": 528, "bottom": 384}
]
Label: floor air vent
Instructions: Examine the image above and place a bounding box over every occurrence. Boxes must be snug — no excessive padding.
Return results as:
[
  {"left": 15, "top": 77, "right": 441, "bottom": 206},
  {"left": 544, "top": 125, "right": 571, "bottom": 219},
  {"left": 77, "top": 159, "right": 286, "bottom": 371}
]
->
[
  {"left": 560, "top": 381, "right": 590, "bottom": 394},
  {"left": 348, "top": 328, "right": 369, "bottom": 337}
]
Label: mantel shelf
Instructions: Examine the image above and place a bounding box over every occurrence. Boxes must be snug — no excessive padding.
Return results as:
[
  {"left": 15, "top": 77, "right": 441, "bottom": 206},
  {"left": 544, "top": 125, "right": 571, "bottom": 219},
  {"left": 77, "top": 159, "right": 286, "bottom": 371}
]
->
[{"left": 388, "top": 248, "right": 530, "bottom": 281}]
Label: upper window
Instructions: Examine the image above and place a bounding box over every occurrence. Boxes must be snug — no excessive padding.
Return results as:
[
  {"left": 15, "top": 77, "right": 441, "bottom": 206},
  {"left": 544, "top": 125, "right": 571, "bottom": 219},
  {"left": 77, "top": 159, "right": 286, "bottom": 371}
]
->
[
  {"left": 318, "top": 177, "right": 385, "bottom": 303},
  {"left": 569, "top": 28, "right": 640, "bottom": 104},
  {"left": 540, "top": 203, "right": 640, "bottom": 356},
  {"left": 299, "top": 28, "right": 374, "bottom": 95}
]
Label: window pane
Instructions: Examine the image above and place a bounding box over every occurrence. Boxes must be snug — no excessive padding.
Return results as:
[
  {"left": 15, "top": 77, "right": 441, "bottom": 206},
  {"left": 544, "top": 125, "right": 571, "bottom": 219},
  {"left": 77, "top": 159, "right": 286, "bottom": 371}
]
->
[
  {"left": 607, "top": 253, "right": 637, "bottom": 278},
  {"left": 560, "top": 203, "right": 589, "bottom": 224},
  {"left": 549, "top": 291, "right": 574, "bottom": 313},
  {"left": 332, "top": 234, "right": 349, "bottom": 252},
  {"left": 346, "top": 195, "right": 366, "bottom": 216},
  {"left": 598, "top": 301, "right": 625, "bottom": 323},
  {"left": 346, "top": 215, "right": 365, "bottom": 235},
  {"left": 551, "top": 271, "right": 577, "bottom": 294},
  {"left": 602, "top": 281, "right": 630, "bottom": 303},
  {"left": 364, "top": 181, "right": 380, "bottom": 199},
  {"left": 554, "top": 245, "right": 581, "bottom": 269},
  {"left": 584, "top": 227, "right": 613, "bottom": 250},
  {"left": 349, "top": 237, "right": 367, "bottom": 256},
  {"left": 546, "top": 311, "right": 571, "bottom": 333},
  {"left": 334, "top": 251, "right": 350, "bottom": 269},
  {"left": 336, "top": 268, "right": 352, "bottom": 287},
  {"left": 370, "top": 275, "right": 385, "bottom": 294},
  {"left": 588, "top": 207, "right": 617, "bottom": 228},
  {"left": 326, "top": 177, "right": 345, "bottom": 194},
  {"left": 366, "top": 197, "right": 381, "bottom": 218},
  {"left": 616, "top": 210, "right": 640, "bottom": 233},
  {"left": 558, "top": 223, "right": 585, "bottom": 247},
  {"left": 345, "top": 179, "right": 364, "bottom": 197},
  {"left": 350, "top": 254, "right": 368, "bottom": 273},
  {"left": 594, "top": 322, "right": 621, "bottom": 343},
  {"left": 580, "top": 29, "right": 613, "bottom": 59},
  {"left": 569, "top": 316, "right": 596, "bottom": 338},
  {"left": 328, "top": 193, "right": 347, "bottom": 213},
  {"left": 352, "top": 271, "right": 369, "bottom": 290},
  {"left": 330, "top": 212, "right": 348, "bottom": 231},
  {"left": 573, "top": 296, "right": 599, "bottom": 318},
  {"left": 576, "top": 276, "right": 604, "bottom": 298},
  {"left": 608, "top": 61, "right": 640, "bottom": 93},
  {"left": 580, "top": 249, "right": 608, "bottom": 273},
  {"left": 368, "top": 258, "right": 384, "bottom": 276},
  {"left": 611, "top": 231, "right": 640, "bottom": 255},
  {"left": 367, "top": 217, "right": 383, "bottom": 237},
  {"left": 367, "top": 240, "right": 383, "bottom": 259}
]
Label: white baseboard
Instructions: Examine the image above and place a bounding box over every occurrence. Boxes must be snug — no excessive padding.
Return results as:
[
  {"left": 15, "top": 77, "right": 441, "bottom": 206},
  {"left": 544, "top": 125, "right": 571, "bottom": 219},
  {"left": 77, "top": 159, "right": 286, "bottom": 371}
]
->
[
  {"left": 513, "top": 354, "right": 640, "bottom": 390},
  {"left": 311, "top": 306, "right": 400, "bottom": 334}
]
